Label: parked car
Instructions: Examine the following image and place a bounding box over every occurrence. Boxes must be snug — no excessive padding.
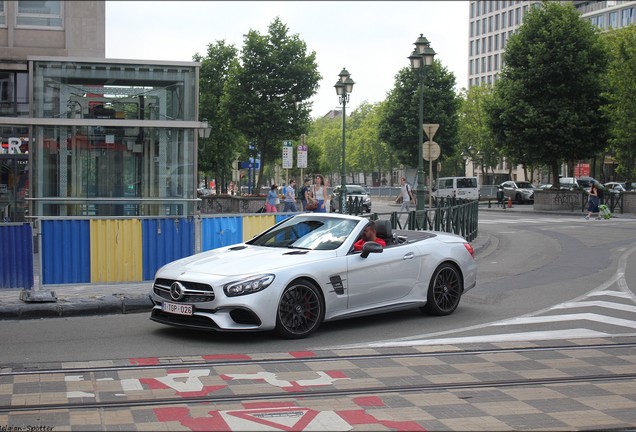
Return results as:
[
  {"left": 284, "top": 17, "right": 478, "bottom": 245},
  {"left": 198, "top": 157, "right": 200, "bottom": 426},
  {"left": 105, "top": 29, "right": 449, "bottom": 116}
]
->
[
  {"left": 149, "top": 213, "right": 477, "bottom": 339},
  {"left": 330, "top": 184, "right": 372, "bottom": 213},
  {"left": 500, "top": 181, "right": 535, "bottom": 203},
  {"left": 605, "top": 182, "right": 626, "bottom": 195},
  {"left": 558, "top": 177, "right": 579, "bottom": 190}
]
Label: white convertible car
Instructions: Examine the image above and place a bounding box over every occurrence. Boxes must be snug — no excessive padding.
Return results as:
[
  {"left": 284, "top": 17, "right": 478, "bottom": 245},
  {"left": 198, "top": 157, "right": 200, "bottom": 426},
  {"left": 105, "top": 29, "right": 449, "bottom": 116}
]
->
[{"left": 149, "top": 213, "right": 477, "bottom": 339}]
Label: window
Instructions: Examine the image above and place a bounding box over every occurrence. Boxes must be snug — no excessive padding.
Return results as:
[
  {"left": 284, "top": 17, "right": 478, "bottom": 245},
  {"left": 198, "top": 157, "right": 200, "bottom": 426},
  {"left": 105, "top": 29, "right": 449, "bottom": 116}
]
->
[
  {"left": 488, "top": 35, "right": 493, "bottom": 51},
  {"left": 515, "top": 7, "right": 521, "bottom": 24},
  {"left": 494, "top": 53, "right": 499, "bottom": 70},
  {"left": 621, "top": 8, "right": 633, "bottom": 27},
  {"left": 470, "top": 1, "right": 475, "bottom": 19},
  {"left": 488, "top": 55, "right": 492, "bottom": 72},
  {"left": 16, "top": 1, "right": 62, "bottom": 28},
  {"left": 482, "top": 17, "right": 486, "bottom": 33},
  {"left": 495, "top": 33, "right": 499, "bottom": 50},
  {"left": 470, "top": 40, "right": 474, "bottom": 56},
  {"left": 0, "top": 1, "right": 6, "bottom": 26},
  {"left": 470, "top": 21, "right": 474, "bottom": 38},
  {"left": 609, "top": 11, "right": 617, "bottom": 28},
  {"left": 476, "top": 39, "right": 480, "bottom": 55},
  {"left": 509, "top": 9, "right": 514, "bottom": 26},
  {"left": 475, "top": 18, "right": 480, "bottom": 36},
  {"left": 0, "top": 72, "right": 29, "bottom": 117},
  {"left": 470, "top": 59, "right": 474, "bottom": 75},
  {"left": 488, "top": 16, "right": 493, "bottom": 32},
  {"left": 495, "top": 13, "right": 500, "bottom": 30}
]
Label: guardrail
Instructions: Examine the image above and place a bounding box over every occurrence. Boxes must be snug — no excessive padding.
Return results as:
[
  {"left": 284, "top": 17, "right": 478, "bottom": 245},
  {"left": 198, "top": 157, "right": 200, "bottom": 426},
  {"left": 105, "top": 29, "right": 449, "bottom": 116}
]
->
[{"left": 371, "top": 198, "right": 479, "bottom": 242}]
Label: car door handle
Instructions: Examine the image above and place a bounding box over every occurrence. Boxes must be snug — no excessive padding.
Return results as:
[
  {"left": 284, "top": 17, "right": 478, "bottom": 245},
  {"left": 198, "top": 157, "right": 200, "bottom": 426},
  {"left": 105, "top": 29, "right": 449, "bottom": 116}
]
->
[{"left": 403, "top": 252, "right": 415, "bottom": 260}]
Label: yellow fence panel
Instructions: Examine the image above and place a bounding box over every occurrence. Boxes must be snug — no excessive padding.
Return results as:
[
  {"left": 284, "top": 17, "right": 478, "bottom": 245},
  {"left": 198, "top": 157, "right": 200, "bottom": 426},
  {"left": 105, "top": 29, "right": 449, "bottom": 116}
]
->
[
  {"left": 242, "top": 215, "right": 276, "bottom": 242},
  {"left": 90, "top": 219, "right": 142, "bottom": 283}
]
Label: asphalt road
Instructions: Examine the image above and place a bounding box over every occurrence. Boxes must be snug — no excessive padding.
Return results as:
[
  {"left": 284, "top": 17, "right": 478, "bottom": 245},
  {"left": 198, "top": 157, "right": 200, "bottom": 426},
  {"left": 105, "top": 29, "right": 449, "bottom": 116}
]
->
[{"left": 2, "top": 209, "right": 635, "bottom": 364}]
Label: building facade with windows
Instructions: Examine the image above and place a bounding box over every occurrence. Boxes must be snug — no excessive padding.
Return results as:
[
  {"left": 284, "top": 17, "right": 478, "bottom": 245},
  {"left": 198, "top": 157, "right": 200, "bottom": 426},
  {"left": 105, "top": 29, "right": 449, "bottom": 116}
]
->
[
  {"left": 466, "top": 0, "right": 636, "bottom": 184},
  {"left": 0, "top": 1, "right": 204, "bottom": 222}
]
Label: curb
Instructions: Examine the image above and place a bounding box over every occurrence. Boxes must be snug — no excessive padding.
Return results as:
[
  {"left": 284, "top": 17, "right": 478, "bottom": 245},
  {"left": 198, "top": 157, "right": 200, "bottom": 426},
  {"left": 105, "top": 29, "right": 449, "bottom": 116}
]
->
[{"left": 0, "top": 295, "right": 153, "bottom": 320}]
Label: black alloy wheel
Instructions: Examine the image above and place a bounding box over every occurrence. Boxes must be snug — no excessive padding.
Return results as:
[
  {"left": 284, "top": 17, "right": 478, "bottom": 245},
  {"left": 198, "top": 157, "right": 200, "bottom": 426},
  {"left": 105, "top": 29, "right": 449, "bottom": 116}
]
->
[
  {"left": 422, "top": 263, "right": 463, "bottom": 316},
  {"left": 276, "top": 280, "right": 325, "bottom": 339}
]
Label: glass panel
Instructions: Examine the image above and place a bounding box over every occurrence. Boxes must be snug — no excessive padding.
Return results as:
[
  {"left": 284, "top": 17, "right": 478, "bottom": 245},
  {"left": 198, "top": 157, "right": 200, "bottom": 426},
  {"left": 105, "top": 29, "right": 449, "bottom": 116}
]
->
[
  {"left": 33, "top": 61, "right": 196, "bottom": 121},
  {"left": 0, "top": 72, "right": 29, "bottom": 117},
  {"left": 16, "top": 0, "right": 61, "bottom": 27},
  {"left": 33, "top": 126, "right": 195, "bottom": 217}
]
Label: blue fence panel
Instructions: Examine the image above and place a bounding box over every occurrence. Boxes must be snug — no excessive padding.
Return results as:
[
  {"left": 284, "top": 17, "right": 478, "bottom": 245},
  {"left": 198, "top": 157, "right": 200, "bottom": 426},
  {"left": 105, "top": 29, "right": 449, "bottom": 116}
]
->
[
  {"left": 201, "top": 216, "right": 242, "bottom": 251},
  {"left": 41, "top": 220, "right": 90, "bottom": 285},
  {"left": 0, "top": 223, "right": 33, "bottom": 289},
  {"left": 142, "top": 218, "right": 195, "bottom": 280}
]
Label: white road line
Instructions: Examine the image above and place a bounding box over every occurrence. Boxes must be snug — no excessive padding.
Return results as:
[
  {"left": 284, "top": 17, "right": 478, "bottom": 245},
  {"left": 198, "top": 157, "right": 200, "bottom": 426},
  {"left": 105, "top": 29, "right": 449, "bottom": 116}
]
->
[
  {"left": 491, "top": 313, "right": 636, "bottom": 330},
  {"left": 361, "top": 329, "right": 610, "bottom": 348}
]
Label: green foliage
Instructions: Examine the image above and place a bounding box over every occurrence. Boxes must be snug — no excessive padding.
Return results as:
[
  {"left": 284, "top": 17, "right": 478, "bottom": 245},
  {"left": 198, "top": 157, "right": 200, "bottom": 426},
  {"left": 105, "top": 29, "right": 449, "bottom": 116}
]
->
[
  {"left": 601, "top": 26, "right": 636, "bottom": 182},
  {"left": 221, "top": 17, "right": 321, "bottom": 189},
  {"left": 194, "top": 41, "right": 244, "bottom": 192},
  {"left": 487, "top": 1, "right": 608, "bottom": 187},
  {"left": 378, "top": 62, "right": 460, "bottom": 176},
  {"left": 457, "top": 85, "right": 500, "bottom": 174}
]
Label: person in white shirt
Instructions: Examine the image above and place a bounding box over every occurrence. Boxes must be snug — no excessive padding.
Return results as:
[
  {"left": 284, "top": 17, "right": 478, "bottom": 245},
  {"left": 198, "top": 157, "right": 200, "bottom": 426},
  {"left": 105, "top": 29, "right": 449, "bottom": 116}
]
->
[{"left": 396, "top": 177, "right": 414, "bottom": 211}]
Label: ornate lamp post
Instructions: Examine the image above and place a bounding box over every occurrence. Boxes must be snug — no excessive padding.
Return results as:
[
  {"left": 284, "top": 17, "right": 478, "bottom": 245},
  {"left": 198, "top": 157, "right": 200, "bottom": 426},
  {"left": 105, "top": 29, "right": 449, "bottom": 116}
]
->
[
  {"left": 408, "top": 35, "right": 436, "bottom": 211},
  {"left": 334, "top": 68, "right": 354, "bottom": 213}
]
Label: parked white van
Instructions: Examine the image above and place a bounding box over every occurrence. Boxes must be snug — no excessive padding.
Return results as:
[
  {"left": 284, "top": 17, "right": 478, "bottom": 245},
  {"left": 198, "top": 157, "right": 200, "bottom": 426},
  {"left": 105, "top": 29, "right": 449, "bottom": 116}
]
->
[{"left": 435, "top": 177, "right": 480, "bottom": 200}]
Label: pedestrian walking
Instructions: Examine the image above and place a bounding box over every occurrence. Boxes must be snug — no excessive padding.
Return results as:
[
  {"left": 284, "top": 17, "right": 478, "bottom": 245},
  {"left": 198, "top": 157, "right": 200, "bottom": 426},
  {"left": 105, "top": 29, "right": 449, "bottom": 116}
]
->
[
  {"left": 283, "top": 179, "right": 298, "bottom": 212},
  {"left": 585, "top": 181, "right": 601, "bottom": 220},
  {"left": 395, "top": 177, "right": 415, "bottom": 212},
  {"left": 265, "top": 184, "right": 278, "bottom": 213}
]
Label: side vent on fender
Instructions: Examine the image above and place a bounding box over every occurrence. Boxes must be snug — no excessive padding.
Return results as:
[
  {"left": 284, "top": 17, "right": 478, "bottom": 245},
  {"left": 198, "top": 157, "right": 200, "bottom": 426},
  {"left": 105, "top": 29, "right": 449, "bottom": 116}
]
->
[{"left": 329, "top": 275, "right": 345, "bottom": 295}]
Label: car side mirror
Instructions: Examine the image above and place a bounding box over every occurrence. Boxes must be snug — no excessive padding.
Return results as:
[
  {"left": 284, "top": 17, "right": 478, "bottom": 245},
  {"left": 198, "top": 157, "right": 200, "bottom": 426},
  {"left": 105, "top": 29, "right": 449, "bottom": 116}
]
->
[{"left": 360, "top": 241, "right": 383, "bottom": 258}]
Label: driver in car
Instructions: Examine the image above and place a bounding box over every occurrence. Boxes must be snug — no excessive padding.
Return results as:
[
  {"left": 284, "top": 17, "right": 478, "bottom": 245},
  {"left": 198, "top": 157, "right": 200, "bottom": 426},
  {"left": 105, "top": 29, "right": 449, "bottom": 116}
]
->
[{"left": 353, "top": 220, "right": 386, "bottom": 251}]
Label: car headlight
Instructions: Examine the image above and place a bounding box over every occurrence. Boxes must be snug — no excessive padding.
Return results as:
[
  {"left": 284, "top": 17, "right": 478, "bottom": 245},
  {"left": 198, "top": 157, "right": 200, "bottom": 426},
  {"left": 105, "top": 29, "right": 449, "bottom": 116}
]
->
[{"left": 223, "top": 274, "right": 275, "bottom": 297}]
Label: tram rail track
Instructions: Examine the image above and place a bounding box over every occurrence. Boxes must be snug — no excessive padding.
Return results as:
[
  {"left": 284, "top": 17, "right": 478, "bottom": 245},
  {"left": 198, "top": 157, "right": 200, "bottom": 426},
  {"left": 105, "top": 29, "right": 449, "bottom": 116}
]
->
[{"left": 2, "top": 341, "right": 636, "bottom": 414}]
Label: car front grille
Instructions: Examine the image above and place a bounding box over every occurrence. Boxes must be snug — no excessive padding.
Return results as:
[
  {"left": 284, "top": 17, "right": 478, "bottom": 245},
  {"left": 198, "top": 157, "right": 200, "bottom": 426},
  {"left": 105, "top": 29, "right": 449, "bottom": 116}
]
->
[{"left": 153, "top": 278, "right": 215, "bottom": 303}]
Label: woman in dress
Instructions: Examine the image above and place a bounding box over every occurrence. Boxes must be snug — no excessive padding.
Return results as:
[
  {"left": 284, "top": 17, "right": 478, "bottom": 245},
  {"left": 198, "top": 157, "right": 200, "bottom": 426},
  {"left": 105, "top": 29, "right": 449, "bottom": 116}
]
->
[{"left": 308, "top": 175, "right": 327, "bottom": 213}]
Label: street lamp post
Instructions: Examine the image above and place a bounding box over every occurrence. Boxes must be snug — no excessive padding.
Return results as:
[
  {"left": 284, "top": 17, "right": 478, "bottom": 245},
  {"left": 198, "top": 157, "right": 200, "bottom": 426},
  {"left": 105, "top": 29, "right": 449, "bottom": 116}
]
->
[
  {"left": 408, "top": 35, "right": 436, "bottom": 211},
  {"left": 335, "top": 68, "right": 354, "bottom": 213}
]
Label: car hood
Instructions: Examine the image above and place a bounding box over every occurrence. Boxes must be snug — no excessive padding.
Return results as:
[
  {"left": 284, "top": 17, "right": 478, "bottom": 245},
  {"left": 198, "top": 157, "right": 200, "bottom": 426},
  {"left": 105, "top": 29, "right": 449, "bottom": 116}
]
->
[{"left": 158, "top": 244, "right": 330, "bottom": 277}]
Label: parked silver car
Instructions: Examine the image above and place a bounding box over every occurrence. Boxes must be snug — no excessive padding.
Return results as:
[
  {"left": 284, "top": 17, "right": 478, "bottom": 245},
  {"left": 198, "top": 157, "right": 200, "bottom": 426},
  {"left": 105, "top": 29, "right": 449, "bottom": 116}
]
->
[
  {"left": 330, "top": 184, "right": 372, "bottom": 213},
  {"left": 500, "top": 181, "right": 535, "bottom": 203}
]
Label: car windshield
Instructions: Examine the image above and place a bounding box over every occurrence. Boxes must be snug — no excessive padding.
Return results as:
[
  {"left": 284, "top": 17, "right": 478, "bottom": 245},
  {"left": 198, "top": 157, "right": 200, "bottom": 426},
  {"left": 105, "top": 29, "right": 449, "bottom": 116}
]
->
[
  {"left": 337, "top": 186, "right": 366, "bottom": 195},
  {"left": 516, "top": 182, "right": 533, "bottom": 189},
  {"left": 247, "top": 216, "right": 359, "bottom": 251}
]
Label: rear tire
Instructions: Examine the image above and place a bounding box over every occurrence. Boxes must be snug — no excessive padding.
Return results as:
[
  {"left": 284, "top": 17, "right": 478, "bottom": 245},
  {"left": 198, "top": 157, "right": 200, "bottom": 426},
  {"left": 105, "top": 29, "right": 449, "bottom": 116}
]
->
[
  {"left": 422, "top": 263, "right": 463, "bottom": 316},
  {"left": 275, "top": 279, "right": 324, "bottom": 339}
]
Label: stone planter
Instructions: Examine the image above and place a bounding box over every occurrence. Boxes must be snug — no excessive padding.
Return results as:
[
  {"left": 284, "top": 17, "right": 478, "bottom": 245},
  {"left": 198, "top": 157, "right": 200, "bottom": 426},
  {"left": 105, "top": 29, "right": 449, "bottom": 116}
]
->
[
  {"left": 200, "top": 195, "right": 278, "bottom": 214},
  {"left": 534, "top": 189, "right": 636, "bottom": 214},
  {"left": 533, "top": 189, "right": 585, "bottom": 212}
]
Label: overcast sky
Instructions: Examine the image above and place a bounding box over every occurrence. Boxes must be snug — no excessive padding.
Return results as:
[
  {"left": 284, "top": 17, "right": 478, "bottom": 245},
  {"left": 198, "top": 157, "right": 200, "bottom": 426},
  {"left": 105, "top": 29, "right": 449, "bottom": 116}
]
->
[{"left": 105, "top": 1, "right": 469, "bottom": 118}]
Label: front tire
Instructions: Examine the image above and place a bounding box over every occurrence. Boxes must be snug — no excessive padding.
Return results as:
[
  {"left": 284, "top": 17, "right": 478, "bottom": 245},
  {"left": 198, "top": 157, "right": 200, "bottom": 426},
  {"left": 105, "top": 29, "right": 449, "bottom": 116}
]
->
[
  {"left": 275, "top": 279, "right": 324, "bottom": 339},
  {"left": 422, "top": 263, "right": 463, "bottom": 316},
  {"left": 515, "top": 193, "right": 523, "bottom": 204}
]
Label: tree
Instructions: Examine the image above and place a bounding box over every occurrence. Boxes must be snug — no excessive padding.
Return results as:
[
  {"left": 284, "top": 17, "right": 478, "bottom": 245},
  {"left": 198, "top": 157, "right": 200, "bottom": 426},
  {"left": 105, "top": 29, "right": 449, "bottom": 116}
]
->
[
  {"left": 221, "top": 17, "right": 321, "bottom": 190},
  {"left": 348, "top": 101, "right": 392, "bottom": 185},
  {"left": 487, "top": 1, "right": 608, "bottom": 189},
  {"left": 601, "top": 26, "right": 636, "bottom": 188},
  {"left": 378, "top": 61, "right": 459, "bottom": 179},
  {"left": 194, "top": 41, "right": 244, "bottom": 194},
  {"left": 457, "top": 85, "right": 500, "bottom": 178}
]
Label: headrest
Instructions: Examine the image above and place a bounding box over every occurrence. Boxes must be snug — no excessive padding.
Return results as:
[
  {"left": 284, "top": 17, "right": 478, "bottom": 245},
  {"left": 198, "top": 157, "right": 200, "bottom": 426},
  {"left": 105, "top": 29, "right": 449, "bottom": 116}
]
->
[{"left": 374, "top": 220, "right": 392, "bottom": 240}]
